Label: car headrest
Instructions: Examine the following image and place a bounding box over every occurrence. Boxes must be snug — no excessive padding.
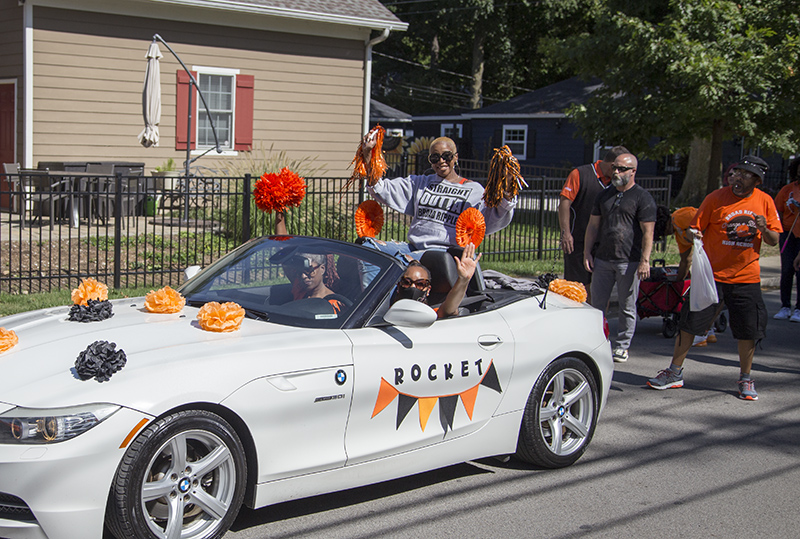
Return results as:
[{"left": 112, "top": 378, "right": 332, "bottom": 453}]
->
[{"left": 420, "top": 250, "right": 458, "bottom": 294}]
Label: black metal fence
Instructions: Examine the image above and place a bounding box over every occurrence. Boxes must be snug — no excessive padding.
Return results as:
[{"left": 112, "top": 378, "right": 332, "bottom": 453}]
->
[{"left": 0, "top": 165, "right": 671, "bottom": 294}]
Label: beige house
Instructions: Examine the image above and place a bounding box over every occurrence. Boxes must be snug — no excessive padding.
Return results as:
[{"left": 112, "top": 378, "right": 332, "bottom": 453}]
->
[{"left": 0, "top": 0, "right": 406, "bottom": 174}]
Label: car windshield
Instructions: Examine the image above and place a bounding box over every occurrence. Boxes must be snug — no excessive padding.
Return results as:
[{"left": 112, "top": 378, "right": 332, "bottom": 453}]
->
[{"left": 179, "top": 236, "right": 395, "bottom": 329}]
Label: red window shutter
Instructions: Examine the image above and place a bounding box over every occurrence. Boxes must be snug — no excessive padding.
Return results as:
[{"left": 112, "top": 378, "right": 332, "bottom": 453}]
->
[
  {"left": 235, "top": 74, "right": 254, "bottom": 151},
  {"left": 176, "top": 70, "right": 197, "bottom": 151}
]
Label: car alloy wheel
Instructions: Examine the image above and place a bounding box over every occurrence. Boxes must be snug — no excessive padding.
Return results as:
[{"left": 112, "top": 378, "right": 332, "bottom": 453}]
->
[
  {"left": 516, "top": 357, "right": 599, "bottom": 468},
  {"left": 107, "top": 410, "right": 247, "bottom": 539}
]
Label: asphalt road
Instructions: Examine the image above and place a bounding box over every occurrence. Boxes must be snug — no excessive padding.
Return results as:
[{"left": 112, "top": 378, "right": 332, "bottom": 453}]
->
[{"left": 224, "top": 286, "right": 799, "bottom": 539}]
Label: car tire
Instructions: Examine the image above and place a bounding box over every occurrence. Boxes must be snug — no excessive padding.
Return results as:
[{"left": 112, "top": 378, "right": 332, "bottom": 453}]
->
[
  {"left": 106, "top": 410, "right": 247, "bottom": 539},
  {"left": 515, "top": 357, "right": 599, "bottom": 469}
]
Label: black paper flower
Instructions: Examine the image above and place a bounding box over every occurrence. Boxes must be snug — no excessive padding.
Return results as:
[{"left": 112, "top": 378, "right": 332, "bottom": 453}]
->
[
  {"left": 75, "top": 340, "right": 127, "bottom": 382},
  {"left": 68, "top": 299, "right": 114, "bottom": 322},
  {"left": 535, "top": 272, "right": 559, "bottom": 289}
]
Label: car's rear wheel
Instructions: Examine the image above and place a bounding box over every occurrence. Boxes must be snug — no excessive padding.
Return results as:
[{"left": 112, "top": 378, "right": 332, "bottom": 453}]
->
[
  {"left": 516, "top": 357, "right": 599, "bottom": 468},
  {"left": 107, "top": 410, "right": 246, "bottom": 539}
]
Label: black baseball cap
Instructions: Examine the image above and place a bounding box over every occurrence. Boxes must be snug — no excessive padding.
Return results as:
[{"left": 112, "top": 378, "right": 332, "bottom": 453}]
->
[{"left": 733, "top": 155, "right": 769, "bottom": 181}]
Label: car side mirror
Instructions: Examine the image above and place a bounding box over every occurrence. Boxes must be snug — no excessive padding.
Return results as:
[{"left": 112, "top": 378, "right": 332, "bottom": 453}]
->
[
  {"left": 184, "top": 265, "right": 202, "bottom": 280},
  {"left": 382, "top": 299, "right": 437, "bottom": 328}
]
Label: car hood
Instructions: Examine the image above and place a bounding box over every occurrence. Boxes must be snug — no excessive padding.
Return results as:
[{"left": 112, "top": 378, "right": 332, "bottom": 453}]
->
[{"left": 0, "top": 298, "right": 349, "bottom": 412}]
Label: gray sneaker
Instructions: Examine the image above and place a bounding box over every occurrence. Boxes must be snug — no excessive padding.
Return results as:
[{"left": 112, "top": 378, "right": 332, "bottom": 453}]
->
[
  {"left": 738, "top": 377, "right": 758, "bottom": 401},
  {"left": 647, "top": 368, "right": 684, "bottom": 390},
  {"left": 612, "top": 348, "right": 629, "bottom": 363}
]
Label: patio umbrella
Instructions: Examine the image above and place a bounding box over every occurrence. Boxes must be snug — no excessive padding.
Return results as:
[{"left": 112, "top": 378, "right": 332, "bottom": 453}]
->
[{"left": 138, "top": 40, "right": 162, "bottom": 148}]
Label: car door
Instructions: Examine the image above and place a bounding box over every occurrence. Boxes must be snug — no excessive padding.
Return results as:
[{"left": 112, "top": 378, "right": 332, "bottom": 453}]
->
[{"left": 343, "top": 310, "right": 513, "bottom": 465}]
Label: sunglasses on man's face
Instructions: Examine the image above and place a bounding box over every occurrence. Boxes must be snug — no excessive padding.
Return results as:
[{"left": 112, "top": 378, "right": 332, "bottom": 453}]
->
[
  {"left": 399, "top": 277, "right": 431, "bottom": 289},
  {"left": 612, "top": 165, "right": 635, "bottom": 173},
  {"left": 428, "top": 152, "right": 455, "bottom": 164}
]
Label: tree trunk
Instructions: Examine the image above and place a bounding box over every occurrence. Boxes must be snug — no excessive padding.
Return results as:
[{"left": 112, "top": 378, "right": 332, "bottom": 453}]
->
[
  {"left": 706, "top": 118, "right": 725, "bottom": 195},
  {"left": 675, "top": 137, "right": 713, "bottom": 207},
  {"left": 470, "top": 25, "right": 487, "bottom": 109}
]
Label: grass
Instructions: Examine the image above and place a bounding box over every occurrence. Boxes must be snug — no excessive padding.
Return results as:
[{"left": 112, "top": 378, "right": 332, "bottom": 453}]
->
[{"left": 0, "top": 286, "right": 156, "bottom": 318}]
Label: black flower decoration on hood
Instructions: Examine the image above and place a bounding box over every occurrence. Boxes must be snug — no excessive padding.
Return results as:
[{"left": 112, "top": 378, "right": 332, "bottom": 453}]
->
[
  {"left": 75, "top": 340, "right": 127, "bottom": 382},
  {"left": 68, "top": 299, "right": 114, "bottom": 322}
]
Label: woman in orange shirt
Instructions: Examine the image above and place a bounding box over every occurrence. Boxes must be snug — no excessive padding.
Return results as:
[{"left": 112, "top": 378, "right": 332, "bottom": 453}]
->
[{"left": 773, "top": 157, "right": 800, "bottom": 322}]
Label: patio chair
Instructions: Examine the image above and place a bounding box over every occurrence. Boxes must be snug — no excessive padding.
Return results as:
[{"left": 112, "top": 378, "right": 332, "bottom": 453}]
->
[
  {"left": 89, "top": 166, "right": 137, "bottom": 227},
  {"left": 3, "top": 163, "right": 71, "bottom": 230}
]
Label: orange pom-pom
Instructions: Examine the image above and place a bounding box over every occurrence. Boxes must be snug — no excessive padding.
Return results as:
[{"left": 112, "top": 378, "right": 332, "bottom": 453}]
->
[
  {"left": 0, "top": 327, "right": 18, "bottom": 354},
  {"left": 483, "top": 145, "right": 527, "bottom": 208},
  {"left": 355, "top": 200, "right": 384, "bottom": 238},
  {"left": 548, "top": 279, "right": 588, "bottom": 303},
  {"left": 196, "top": 301, "right": 245, "bottom": 332},
  {"left": 71, "top": 278, "right": 109, "bottom": 306},
  {"left": 455, "top": 208, "right": 486, "bottom": 247},
  {"left": 145, "top": 286, "right": 186, "bottom": 314},
  {"left": 344, "top": 125, "right": 387, "bottom": 193},
  {"left": 253, "top": 167, "right": 306, "bottom": 213}
]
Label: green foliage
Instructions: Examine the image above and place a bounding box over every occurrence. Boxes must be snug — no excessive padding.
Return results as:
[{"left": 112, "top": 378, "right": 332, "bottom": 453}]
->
[
  {"left": 543, "top": 0, "right": 800, "bottom": 158},
  {"left": 154, "top": 158, "right": 177, "bottom": 172},
  {"left": 0, "top": 287, "right": 156, "bottom": 318}
]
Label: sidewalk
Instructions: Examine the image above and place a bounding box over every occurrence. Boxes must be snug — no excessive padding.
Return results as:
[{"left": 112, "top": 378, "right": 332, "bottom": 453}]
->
[{"left": 759, "top": 254, "right": 781, "bottom": 288}]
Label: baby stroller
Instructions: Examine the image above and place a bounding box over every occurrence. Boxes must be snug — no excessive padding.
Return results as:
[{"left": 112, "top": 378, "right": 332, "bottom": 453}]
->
[{"left": 637, "top": 260, "right": 727, "bottom": 338}]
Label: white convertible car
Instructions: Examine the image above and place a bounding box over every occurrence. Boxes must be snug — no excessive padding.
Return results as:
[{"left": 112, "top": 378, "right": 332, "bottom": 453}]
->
[{"left": 0, "top": 236, "right": 612, "bottom": 539}]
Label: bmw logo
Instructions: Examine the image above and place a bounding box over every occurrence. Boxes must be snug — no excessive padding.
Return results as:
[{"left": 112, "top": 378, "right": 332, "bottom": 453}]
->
[
  {"left": 557, "top": 405, "right": 566, "bottom": 418},
  {"left": 335, "top": 369, "right": 347, "bottom": 385},
  {"left": 178, "top": 477, "right": 191, "bottom": 494}
]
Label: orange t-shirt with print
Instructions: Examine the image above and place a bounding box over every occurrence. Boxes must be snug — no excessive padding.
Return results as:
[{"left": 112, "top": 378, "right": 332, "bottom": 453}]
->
[
  {"left": 671, "top": 206, "right": 697, "bottom": 254},
  {"left": 692, "top": 187, "right": 782, "bottom": 284},
  {"left": 774, "top": 181, "right": 800, "bottom": 238}
]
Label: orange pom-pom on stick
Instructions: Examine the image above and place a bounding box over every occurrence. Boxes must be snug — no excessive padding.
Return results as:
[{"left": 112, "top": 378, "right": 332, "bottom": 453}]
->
[
  {"left": 455, "top": 207, "right": 486, "bottom": 247},
  {"left": 344, "top": 125, "right": 387, "bottom": 193},
  {"left": 0, "top": 327, "right": 18, "bottom": 354},
  {"left": 71, "top": 278, "right": 109, "bottom": 306},
  {"left": 355, "top": 200, "right": 385, "bottom": 238},
  {"left": 253, "top": 167, "right": 306, "bottom": 213},
  {"left": 145, "top": 286, "right": 186, "bottom": 314},
  {"left": 483, "top": 145, "right": 527, "bottom": 208},
  {"left": 196, "top": 301, "right": 245, "bottom": 332},
  {"left": 548, "top": 279, "right": 588, "bottom": 303}
]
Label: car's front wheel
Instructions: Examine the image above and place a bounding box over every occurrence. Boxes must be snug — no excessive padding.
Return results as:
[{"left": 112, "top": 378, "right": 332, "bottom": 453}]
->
[
  {"left": 516, "top": 357, "right": 599, "bottom": 468},
  {"left": 106, "top": 410, "right": 246, "bottom": 539}
]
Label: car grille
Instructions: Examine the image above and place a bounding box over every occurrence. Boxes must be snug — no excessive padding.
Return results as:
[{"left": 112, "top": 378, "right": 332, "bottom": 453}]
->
[{"left": 0, "top": 491, "right": 35, "bottom": 521}]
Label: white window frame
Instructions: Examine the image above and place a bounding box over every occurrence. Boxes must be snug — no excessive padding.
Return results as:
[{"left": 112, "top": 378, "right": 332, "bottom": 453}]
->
[
  {"left": 503, "top": 125, "right": 527, "bottom": 160},
  {"left": 440, "top": 123, "right": 463, "bottom": 139},
  {"left": 191, "top": 66, "right": 240, "bottom": 156}
]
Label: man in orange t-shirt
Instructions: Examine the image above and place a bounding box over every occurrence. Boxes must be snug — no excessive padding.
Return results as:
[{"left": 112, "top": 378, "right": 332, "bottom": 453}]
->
[
  {"left": 772, "top": 157, "right": 800, "bottom": 321},
  {"left": 648, "top": 156, "right": 781, "bottom": 401}
]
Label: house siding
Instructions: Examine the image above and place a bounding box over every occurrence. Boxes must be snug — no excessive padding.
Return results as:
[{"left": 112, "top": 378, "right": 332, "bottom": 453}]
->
[{"left": 30, "top": 6, "right": 366, "bottom": 173}]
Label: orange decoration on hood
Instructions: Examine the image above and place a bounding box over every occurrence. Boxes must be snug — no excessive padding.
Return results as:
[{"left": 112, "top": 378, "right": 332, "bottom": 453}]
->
[
  {"left": 71, "top": 278, "right": 109, "bottom": 306},
  {"left": 0, "top": 327, "right": 18, "bottom": 354},
  {"left": 548, "top": 279, "right": 588, "bottom": 303},
  {"left": 196, "top": 301, "right": 245, "bottom": 332},
  {"left": 144, "top": 286, "right": 186, "bottom": 313},
  {"left": 253, "top": 167, "right": 307, "bottom": 213},
  {"left": 455, "top": 207, "right": 486, "bottom": 247},
  {"left": 354, "top": 200, "right": 385, "bottom": 238}
]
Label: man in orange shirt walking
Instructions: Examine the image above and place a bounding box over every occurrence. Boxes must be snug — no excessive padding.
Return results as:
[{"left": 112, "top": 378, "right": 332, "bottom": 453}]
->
[{"left": 647, "top": 156, "right": 782, "bottom": 400}]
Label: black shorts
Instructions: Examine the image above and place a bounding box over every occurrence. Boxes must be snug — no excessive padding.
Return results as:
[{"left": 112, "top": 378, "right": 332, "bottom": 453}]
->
[{"left": 679, "top": 282, "right": 767, "bottom": 340}]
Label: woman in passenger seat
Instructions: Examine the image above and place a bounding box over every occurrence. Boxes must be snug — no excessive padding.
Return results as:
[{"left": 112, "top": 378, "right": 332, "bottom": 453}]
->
[{"left": 391, "top": 243, "right": 481, "bottom": 319}]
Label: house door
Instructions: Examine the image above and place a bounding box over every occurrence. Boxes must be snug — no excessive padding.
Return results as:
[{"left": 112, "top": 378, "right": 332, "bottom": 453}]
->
[{"left": 0, "top": 82, "right": 16, "bottom": 210}]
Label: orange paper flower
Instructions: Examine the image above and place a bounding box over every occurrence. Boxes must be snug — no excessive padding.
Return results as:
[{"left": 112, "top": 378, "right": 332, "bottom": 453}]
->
[
  {"left": 71, "top": 278, "right": 109, "bottom": 306},
  {"left": 0, "top": 327, "right": 18, "bottom": 354},
  {"left": 196, "top": 301, "right": 245, "bottom": 332},
  {"left": 355, "top": 200, "right": 384, "bottom": 238},
  {"left": 455, "top": 208, "right": 486, "bottom": 247},
  {"left": 253, "top": 167, "right": 307, "bottom": 213},
  {"left": 145, "top": 286, "right": 186, "bottom": 313},
  {"left": 548, "top": 279, "right": 588, "bottom": 303}
]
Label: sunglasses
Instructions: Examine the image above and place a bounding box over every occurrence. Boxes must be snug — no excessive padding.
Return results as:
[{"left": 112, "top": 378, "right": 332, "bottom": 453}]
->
[
  {"left": 428, "top": 152, "right": 455, "bottom": 164},
  {"left": 612, "top": 165, "right": 635, "bottom": 173},
  {"left": 399, "top": 277, "right": 431, "bottom": 289},
  {"left": 284, "top": 264, "right": 322, "bottom": 278}
]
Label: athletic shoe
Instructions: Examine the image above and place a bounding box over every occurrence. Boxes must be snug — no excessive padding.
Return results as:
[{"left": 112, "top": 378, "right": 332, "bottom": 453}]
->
[
  {"left": 692, "top": 335, "right": 708, "bottom": 347},
  {"left": 790, "top": 309, "right": 800, "bottom": 323},
  {"left": 774, "top": 306, "right": 792, "bottom": 320},
  {"left": 647, "top": 368, "right": 684, "bottom": 390},
  {"left": 706, "top": 328, "right": 717, "bottom": 343},
  {"left": 738, "top": 377, "right": 758, "bottom": 401},
  {"left": 612, "top": 348, "right": 628, "bottom": 363}
]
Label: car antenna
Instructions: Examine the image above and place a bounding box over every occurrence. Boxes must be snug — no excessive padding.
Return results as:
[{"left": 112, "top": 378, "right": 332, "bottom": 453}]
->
[{"left": 536, "top": 285, "right": 548, "bottom": 310}]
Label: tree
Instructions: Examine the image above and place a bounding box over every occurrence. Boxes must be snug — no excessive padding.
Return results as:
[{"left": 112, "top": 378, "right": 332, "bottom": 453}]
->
[{"left": 542, "top": 0, "right": 800, "bottom": 205}]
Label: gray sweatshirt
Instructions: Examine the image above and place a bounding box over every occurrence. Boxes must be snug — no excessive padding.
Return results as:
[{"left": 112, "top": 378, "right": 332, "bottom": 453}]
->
[{"left": 368, "top": 174, "right": 516, "bottom": 250}]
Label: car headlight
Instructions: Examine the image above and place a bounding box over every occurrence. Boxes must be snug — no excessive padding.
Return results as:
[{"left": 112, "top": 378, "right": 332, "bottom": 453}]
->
[{"left": 0, "top": 404, "right": 120, "bottom": 444}]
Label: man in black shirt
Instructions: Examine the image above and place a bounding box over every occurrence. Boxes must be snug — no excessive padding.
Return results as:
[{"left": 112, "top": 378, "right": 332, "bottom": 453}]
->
[{"left": 584, "top": 153, "right": 657, "bottom": 363}]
